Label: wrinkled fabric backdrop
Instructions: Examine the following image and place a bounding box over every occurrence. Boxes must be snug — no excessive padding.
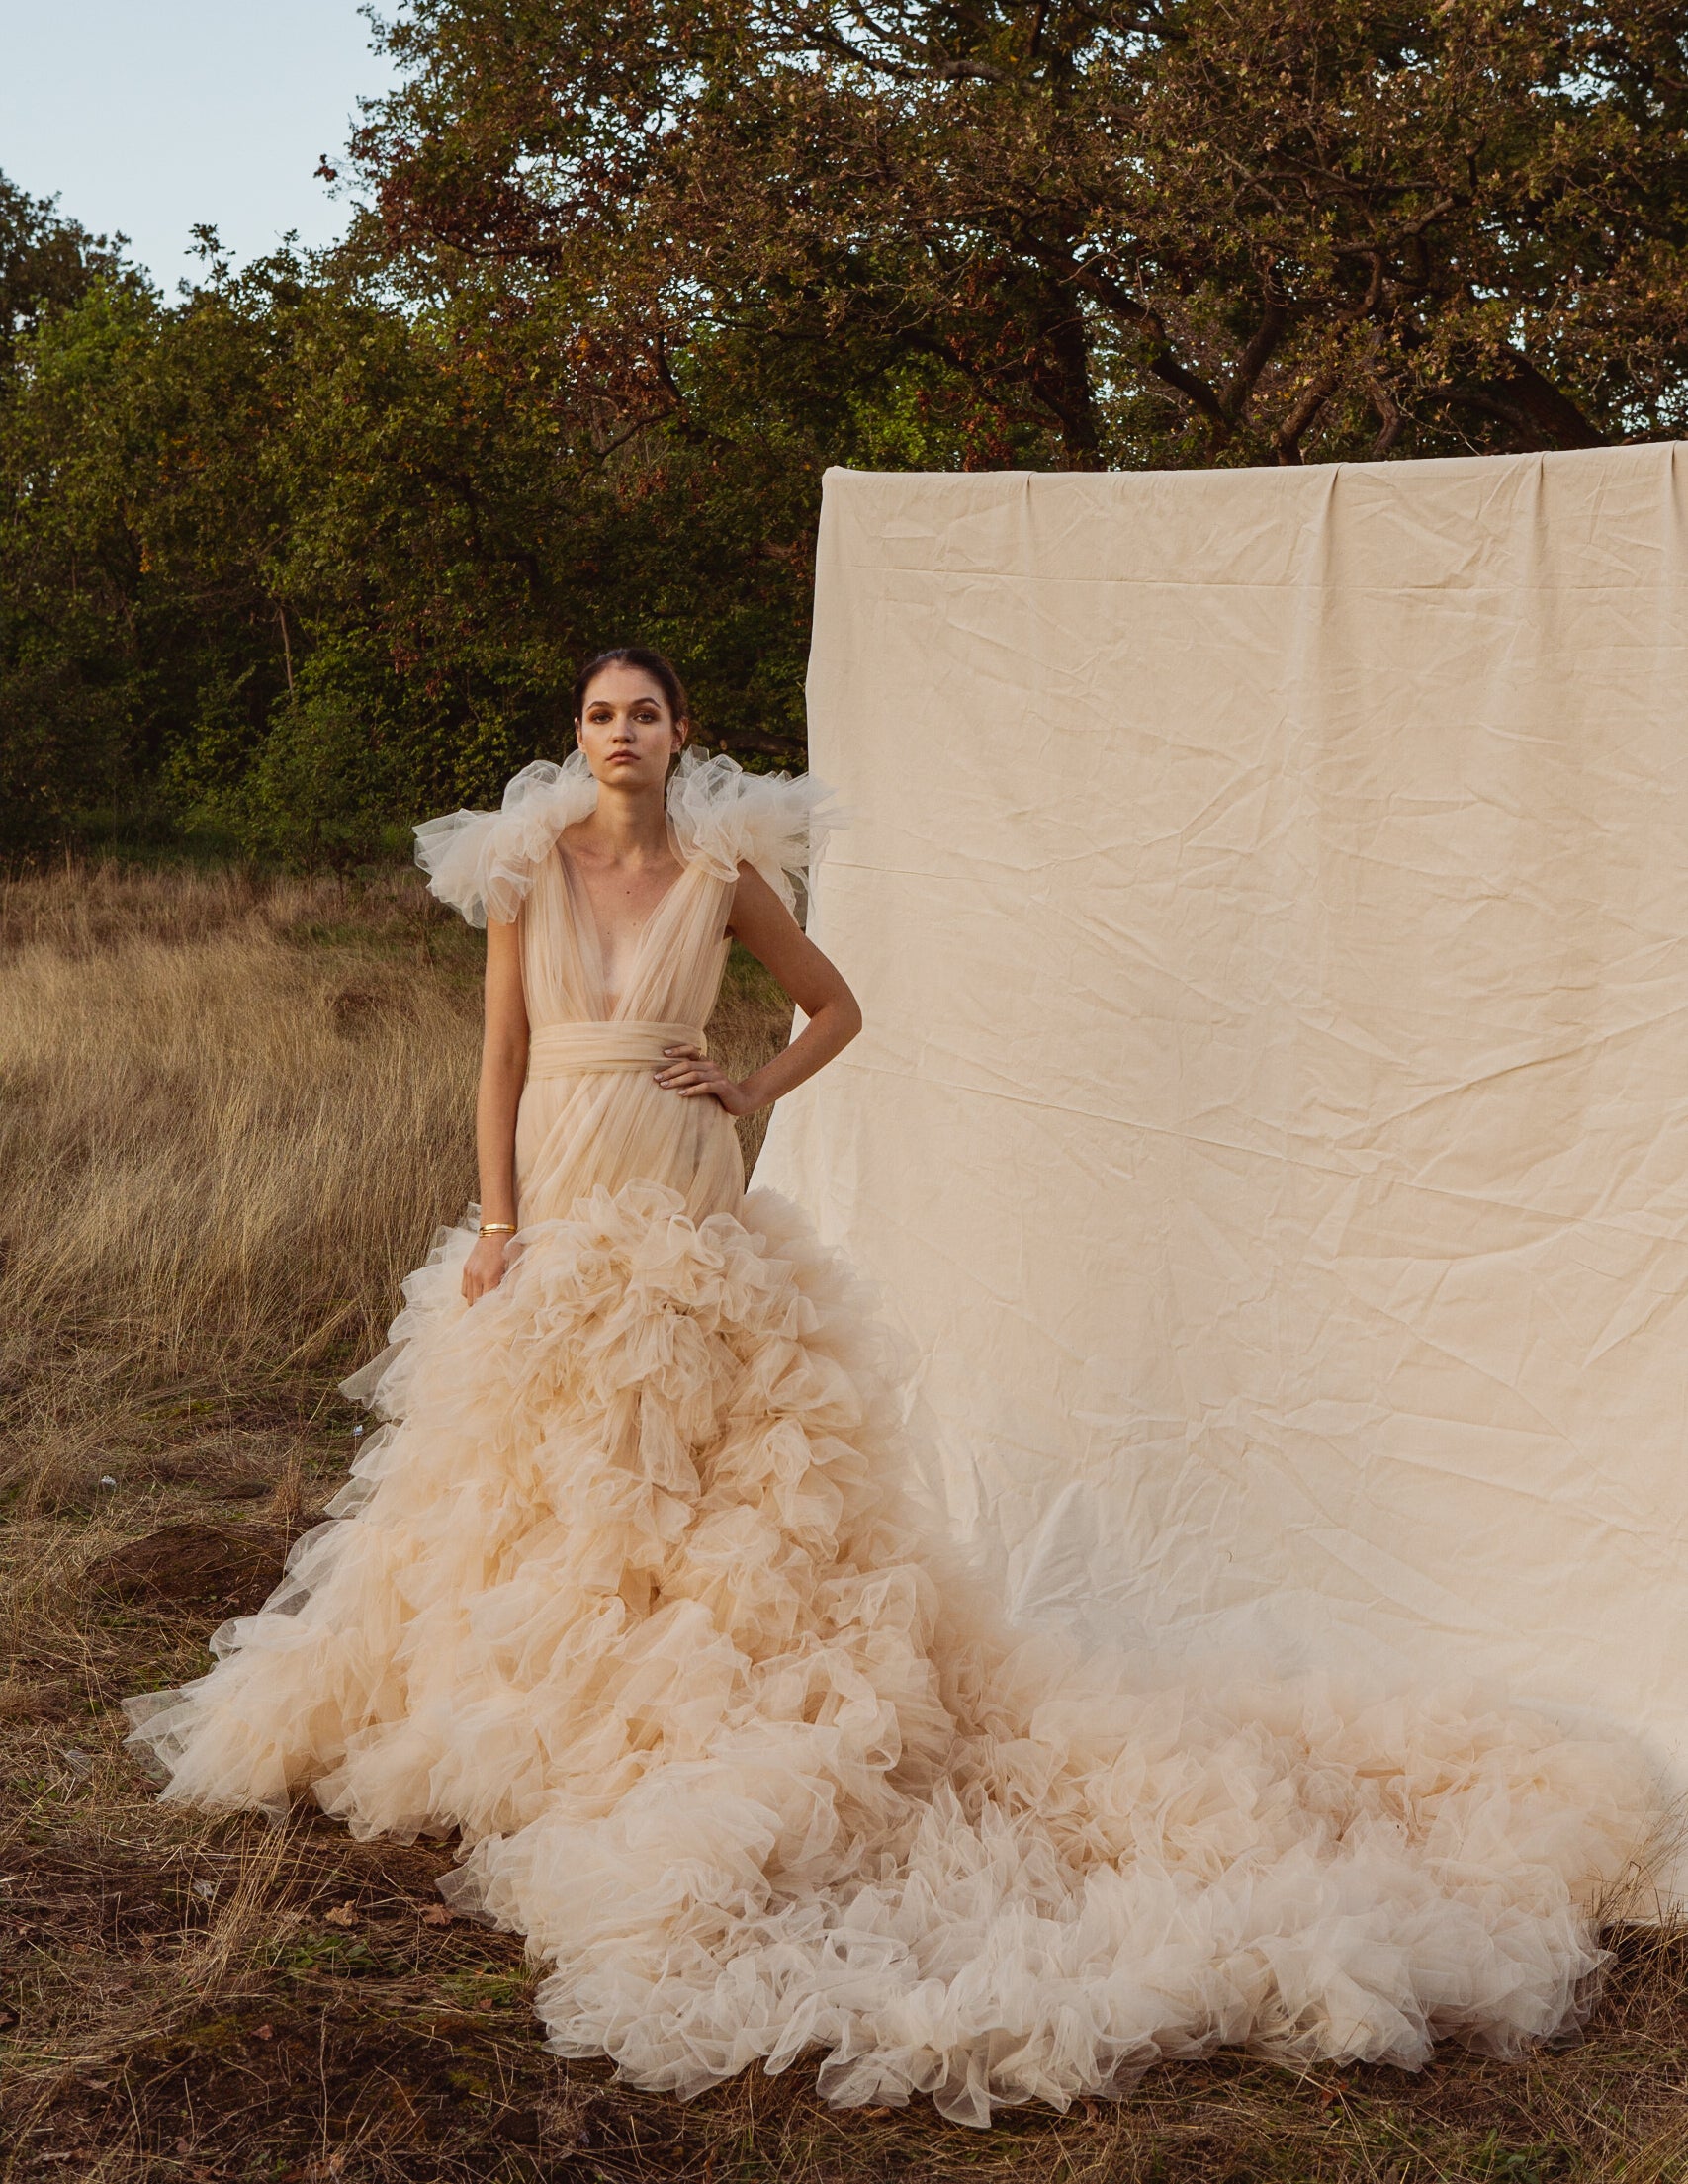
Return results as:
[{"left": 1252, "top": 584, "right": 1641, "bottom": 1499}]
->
[{"left": 758, "top": 448, "right": 1688, "bottom": 1807}]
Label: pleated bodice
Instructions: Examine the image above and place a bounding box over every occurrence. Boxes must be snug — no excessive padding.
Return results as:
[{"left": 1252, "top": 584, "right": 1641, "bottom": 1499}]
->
[{"left": 513, "top": 841, "right": 743, "bottom": 1226}]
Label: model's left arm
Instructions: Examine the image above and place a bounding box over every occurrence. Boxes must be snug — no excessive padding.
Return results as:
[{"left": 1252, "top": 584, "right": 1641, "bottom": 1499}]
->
[{"left": 654, "top": 863, "right": 861, "bottom": 1116}]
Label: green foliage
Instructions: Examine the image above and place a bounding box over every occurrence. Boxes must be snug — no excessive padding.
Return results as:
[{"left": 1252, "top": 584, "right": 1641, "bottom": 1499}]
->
[
  {"left": 358, "top": 0, "right": 1688, "bottom": 467},
  {"left": 195, "top": 686, "right": 403, "bottom": 872},
  {"left": 0, "top": 276, "right": 163, "bottom": 848},
  {"left": 6, "top": 2, "right": 1688, "bottom": 860},
  {"left": 0, "top": 241, "right": 832, "bottom": 859},
  {"left": 0, "top": 172, "right": 129, "bottom": 369}
]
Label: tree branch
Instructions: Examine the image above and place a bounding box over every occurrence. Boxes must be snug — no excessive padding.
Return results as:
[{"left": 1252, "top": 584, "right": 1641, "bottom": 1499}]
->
[
  {"left": 1223, "top": 298, "right": 1289, "bottom": 423},
  {"left": 1077, "top": 264, "right": 1228, "bottom": 426},
  {"left": 1273, "top": 367, "right": 1337, "bottom": 463},
  {"left": 1488, "top": 348, "right": 1606, "bottom": 448}
]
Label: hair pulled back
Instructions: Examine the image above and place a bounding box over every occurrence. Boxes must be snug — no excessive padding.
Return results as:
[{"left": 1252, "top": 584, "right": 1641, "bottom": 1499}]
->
[{"left": 571, "top": 646, "right": 690, "bottom": 729}]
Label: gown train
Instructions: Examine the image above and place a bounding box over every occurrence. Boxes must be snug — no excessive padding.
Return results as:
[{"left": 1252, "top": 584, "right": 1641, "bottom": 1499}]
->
[{"left": 125, "top": 751, "right": 1659, "bottom": 2125}]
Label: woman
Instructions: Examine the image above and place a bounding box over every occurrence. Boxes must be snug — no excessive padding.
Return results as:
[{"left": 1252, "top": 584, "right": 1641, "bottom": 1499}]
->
[{"left": 128, "top": 647, "right": 1657, "bottom": 2126}]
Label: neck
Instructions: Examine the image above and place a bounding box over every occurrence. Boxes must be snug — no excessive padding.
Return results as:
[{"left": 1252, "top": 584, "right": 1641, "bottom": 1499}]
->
[{"left": 586, "top": 774, "right": 671, "bottom": 859}]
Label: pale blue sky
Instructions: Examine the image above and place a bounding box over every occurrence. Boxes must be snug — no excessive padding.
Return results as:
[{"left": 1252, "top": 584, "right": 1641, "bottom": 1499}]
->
[{"left": 0, "top": 0, "right": 399, "bottom": 289}]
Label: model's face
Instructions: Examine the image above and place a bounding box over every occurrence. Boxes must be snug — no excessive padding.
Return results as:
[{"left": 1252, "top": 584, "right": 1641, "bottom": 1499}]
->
[{"left": 576, "top": 666, "right": 685, "bottom": 791}]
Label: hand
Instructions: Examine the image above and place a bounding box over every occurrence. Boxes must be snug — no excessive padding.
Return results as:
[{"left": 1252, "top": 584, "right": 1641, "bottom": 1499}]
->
[
  {"left": 462, "top": 1232, "right": 511, "bottom": 1306},
  {"left": 654, "top": 1045, "right": 755, "bottom": 1117}
]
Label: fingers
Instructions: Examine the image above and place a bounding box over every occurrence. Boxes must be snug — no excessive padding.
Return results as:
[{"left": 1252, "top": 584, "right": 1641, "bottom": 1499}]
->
[
  {"left": 655, "top": 1047, "right": 738, "bottom": 1106},
  {"left": 463, "top": 1255, "right": 507, "bottom": 1305}
]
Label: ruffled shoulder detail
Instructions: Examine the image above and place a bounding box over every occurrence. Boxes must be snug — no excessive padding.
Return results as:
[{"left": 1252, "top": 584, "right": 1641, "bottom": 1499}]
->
[
  {"left": 414, "top": 747, "right": 840, "bottom": 926},
  {"left": 666, "top": 751, "right": 841, "bottom": 913},
  {"left": 413, "top": 755, "right": 598, "bottom": 927}
]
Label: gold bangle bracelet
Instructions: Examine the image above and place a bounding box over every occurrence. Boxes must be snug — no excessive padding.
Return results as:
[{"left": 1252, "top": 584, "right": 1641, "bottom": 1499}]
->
[{"left": 478, "top": 1222, "right": 516, "bottom": 1236}]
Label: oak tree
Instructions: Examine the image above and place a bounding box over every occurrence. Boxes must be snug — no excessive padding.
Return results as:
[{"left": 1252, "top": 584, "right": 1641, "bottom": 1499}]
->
[{"left": 356, "top": 0, "right": 1688, "bottom": 467}]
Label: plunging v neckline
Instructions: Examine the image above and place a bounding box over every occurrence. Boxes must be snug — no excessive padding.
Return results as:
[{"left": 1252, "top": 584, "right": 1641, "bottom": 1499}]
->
[{"left": 556, "top": 836, "right": 698, "bottom": 1020}]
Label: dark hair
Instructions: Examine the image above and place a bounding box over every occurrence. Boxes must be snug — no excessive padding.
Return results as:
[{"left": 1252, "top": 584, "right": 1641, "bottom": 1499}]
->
[{"left": 571, "top": 646, "right": 690, "bottom": 729}]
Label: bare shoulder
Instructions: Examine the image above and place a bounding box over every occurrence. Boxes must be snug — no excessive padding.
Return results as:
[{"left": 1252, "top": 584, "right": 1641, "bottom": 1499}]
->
[
  {"left": 726, "top": 859, "right": 799, "bottom": 943},
  {"left": 727, "top": 860, "right": 858, "bottom": 1028}
]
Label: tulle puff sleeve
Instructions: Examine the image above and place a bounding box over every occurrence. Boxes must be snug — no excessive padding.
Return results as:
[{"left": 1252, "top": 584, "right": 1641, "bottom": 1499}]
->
[
  {"left": 412, "top": 755, "right": 598, "bottom": 927},
  {"left": 414, "top": 747, "right": 840, "bottom": 925},
  {"left": 666, "top": 752, "right": 842, "bottom": 913}
]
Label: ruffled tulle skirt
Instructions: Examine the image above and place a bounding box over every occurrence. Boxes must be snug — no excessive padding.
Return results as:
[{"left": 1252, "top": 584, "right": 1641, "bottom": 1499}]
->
[{"left": 126, "top": 1181, "right": 1659, "bottom": 2125}]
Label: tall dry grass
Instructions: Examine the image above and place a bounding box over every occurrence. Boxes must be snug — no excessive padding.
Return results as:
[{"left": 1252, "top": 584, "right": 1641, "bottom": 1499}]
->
[
  {"left": 0, "top": 866, "right": 482, "bottom": 1501},
  {"left": 0, "top": 860, "right": 790, "bottom": 1509}
]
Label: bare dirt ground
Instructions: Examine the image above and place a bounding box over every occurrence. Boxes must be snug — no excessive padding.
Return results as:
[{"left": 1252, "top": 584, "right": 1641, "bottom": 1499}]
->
[{"left": 4, "top": 862, "right": 1686, "bottom": 2182}]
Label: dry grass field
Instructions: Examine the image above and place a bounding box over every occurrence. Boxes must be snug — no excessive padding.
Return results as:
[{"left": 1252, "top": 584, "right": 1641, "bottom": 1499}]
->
[{"left": 3, "top": 860, "right": 1687, "bottom": 2183}]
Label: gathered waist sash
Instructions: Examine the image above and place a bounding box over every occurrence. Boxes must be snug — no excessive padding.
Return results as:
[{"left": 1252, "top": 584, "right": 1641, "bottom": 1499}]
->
[{"left": 527, "top": 1019, "right": 708, "bottom": 1080}]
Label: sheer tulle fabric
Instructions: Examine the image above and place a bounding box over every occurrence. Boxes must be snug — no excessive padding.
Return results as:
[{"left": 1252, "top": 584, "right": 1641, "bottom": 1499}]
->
[
  {"left": 412, "top": 749, "right": 839, "bottom": 928},
  {"left": 126, "top": 764, "right": 1658, "bottom": 2126}
]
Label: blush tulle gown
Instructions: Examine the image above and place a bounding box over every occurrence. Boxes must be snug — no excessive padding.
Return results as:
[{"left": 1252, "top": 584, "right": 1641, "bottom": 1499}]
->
[{"left": 126, "top": 751, "right": 1658, "bottom": 2124}]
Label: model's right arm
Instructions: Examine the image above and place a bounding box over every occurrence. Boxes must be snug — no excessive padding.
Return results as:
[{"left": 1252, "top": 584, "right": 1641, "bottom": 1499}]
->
[{"left": 462, "top": 915, "right": 528, "bottom": 1305}]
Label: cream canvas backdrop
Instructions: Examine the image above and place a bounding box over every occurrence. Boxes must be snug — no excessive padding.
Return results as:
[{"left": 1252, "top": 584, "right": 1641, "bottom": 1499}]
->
[{"left": 757, "top": 447, "right": 1688, "bottom": 1782}]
